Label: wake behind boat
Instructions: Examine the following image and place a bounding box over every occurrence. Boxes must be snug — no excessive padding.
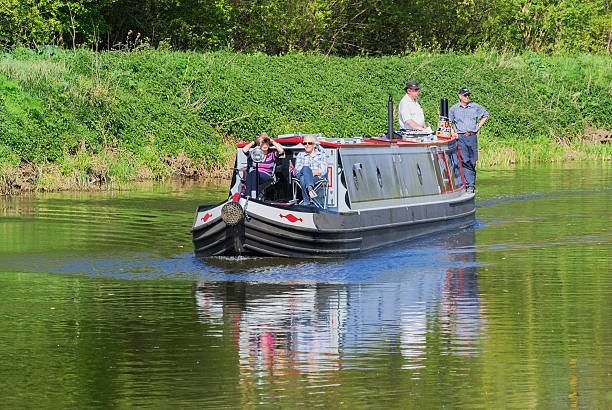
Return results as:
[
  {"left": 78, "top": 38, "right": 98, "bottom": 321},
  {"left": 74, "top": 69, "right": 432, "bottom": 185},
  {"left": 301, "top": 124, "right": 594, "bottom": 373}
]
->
[{"left": 192, "top": 98, "right": 475, "bottom": 258}]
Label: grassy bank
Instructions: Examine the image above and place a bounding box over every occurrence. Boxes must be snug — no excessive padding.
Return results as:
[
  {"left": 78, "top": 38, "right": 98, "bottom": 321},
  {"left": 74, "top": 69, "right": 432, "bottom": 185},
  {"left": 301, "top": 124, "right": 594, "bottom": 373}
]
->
[{"left": 0, "top": 48, "right": 610, "bottom": 194}]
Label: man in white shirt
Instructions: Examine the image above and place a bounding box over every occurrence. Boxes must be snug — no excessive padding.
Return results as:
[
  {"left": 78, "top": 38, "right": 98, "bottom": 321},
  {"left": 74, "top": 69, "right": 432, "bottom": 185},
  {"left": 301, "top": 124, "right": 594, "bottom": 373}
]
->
[{"left": 398, "top": 80, "right": 431, "bottom": 132}]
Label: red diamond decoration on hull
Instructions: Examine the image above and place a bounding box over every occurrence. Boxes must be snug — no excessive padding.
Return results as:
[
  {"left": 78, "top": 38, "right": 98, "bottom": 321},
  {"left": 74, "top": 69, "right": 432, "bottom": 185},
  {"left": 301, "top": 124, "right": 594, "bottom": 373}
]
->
[
  {"left": 279, "top": 213, "right": 303, "bottom": 223},
  {"left": 201, "top": 213, "right": 212, "bottom": 222}
]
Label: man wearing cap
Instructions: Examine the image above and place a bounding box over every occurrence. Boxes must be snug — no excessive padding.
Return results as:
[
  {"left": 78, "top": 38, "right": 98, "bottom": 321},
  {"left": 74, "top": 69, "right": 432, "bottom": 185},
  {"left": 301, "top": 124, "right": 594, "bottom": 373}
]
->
[
  {"left": 449, "top": 88, "right": 489, "bottom": 194},
  {"left": 398, "top": 80, "right": 431, "bottom": 132}
]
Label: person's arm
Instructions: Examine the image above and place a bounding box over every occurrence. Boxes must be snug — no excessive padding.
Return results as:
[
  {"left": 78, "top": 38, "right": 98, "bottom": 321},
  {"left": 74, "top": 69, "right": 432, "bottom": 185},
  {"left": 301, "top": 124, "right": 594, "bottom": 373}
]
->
[
  {"left": 295, "top": 152, "right": 305, "bottom": 173},
  {"left": 242, "top": 140, "right": 256, "bottom": 154},
  {"left": 404, "top": 119, "right": 428, "bottom": 131},
  {"left": 270, "top": 139, "right": 284, "bottom": 155},
  {"left": 449, "top": 107, "right": 458, "bottom": 138},
  {"left": 476, "top": 105, "right": 489, "bottom": 135},
  {"left": 313, "top": 152, "right": 326, "bottom": 176},
  {"left": 477, "top": 116, "right": 488, "bottom": 134}
]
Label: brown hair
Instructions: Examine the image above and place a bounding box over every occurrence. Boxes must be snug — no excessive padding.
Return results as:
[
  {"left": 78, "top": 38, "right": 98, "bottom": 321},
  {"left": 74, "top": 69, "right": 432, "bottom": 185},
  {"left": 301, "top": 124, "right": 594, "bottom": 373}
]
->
[{"left": 255, "top": 132, "right": 269, "bottom": 146}]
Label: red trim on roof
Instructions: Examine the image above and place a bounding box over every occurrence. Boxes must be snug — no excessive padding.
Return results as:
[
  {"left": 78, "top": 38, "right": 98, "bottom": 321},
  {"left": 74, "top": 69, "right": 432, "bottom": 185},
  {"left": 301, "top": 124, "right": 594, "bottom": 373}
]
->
[
  {"left": 237, "top": 137, "right": 340, "bottom": 148},
  {"left": 363, "top": 139, "right": 391, "bottom": 144},
  {"left": 275, "top": 137, "right": 304, "bottom": 143},
  {"left": 237, "top": 137, "right": 295, "bottom": 148},
  {"left": 237, "top": 135, "right": 457, "bottom": 148}
]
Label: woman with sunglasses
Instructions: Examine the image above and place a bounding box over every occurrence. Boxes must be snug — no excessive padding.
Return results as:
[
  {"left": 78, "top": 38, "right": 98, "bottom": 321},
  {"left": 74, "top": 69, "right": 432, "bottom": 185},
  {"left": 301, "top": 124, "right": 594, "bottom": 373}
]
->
[
  {"left": 294, "top": 135, "right": 327, "bottom": 205},
  {"left": 242, "top": 132, "right": 284, "bottom": 198}
]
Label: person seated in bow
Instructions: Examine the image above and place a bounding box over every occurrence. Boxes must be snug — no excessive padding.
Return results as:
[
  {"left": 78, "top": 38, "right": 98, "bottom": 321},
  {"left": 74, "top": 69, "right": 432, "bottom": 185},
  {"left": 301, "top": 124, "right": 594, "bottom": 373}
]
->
[
  {"left": 241, "top": 133, "right": 284, "bottom": 198},
  {"left": 294, "top": 135, "right": 327, "bottom": 206}
]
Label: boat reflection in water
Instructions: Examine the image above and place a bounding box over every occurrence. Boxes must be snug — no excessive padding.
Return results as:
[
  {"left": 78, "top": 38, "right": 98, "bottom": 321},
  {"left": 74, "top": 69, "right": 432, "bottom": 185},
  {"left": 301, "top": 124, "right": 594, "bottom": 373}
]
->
[{"left": 193, "top": 228, "right": 485, "bottom": 376}]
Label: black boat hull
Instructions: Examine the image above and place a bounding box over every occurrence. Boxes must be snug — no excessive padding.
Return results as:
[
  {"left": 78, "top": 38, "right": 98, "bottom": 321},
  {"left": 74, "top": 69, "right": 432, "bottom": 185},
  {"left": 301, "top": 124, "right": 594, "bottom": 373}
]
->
[{"left": 192, "top": 195, "right": 475, "bottom": 258}]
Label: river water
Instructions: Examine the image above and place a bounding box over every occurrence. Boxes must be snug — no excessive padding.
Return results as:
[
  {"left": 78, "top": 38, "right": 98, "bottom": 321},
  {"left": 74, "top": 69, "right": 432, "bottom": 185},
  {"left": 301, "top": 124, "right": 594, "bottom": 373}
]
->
[{"left": 1, "top": 163, "right": 610, "bottom": 408}]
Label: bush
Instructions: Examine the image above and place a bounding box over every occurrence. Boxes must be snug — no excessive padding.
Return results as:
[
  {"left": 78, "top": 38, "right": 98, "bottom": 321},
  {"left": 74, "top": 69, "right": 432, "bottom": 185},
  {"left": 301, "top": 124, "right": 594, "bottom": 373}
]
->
[
  {"left": 0, "top": 144, "right": 19, "bottom": 166},
  {"left": 0, "top": 48, "right": 609, "bottom": 181}
]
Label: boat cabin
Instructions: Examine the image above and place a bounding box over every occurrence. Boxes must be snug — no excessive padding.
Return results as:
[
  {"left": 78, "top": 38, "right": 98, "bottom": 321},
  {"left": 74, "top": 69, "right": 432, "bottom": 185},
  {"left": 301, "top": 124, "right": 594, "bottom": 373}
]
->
[{"left": 231, "top": 132, "right": 466, "bottom": 213}]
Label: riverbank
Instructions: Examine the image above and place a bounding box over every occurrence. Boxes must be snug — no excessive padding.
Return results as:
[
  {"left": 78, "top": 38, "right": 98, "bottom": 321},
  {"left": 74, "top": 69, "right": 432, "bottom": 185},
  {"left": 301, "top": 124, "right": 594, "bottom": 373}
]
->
[
  {"left": 1, "top": 48, "right": 610, "bottom": 194},
  {"left": 0, "top": 144, "right": 236, "bottom": 195},
  {"left": 2, "top": 143, "right": 609, "bottom": 196}
]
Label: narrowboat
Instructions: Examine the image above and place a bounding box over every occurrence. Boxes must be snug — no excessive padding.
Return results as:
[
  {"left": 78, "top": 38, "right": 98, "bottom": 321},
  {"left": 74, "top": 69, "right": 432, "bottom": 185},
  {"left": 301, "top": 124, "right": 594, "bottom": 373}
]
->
[{"left": 192, "top": 99, "right": 475, "bottom": 258}]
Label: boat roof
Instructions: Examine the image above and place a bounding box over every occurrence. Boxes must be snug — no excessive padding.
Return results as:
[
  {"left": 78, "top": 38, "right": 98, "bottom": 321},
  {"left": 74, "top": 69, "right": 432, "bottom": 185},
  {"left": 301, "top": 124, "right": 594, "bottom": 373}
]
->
[{"left": 236, "top": 133, "right": 457, "bottom": 149}]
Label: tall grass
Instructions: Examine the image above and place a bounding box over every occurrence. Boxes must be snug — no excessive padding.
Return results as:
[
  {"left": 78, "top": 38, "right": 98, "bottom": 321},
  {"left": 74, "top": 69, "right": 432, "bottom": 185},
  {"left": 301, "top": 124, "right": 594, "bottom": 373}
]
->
[{"left": 479, "top": 137, "right": 611, "bottom": 167}]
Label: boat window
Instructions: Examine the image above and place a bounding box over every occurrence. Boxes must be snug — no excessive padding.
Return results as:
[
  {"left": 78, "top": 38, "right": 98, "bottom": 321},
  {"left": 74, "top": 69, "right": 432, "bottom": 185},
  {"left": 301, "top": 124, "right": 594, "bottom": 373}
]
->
[
  {"left": 434, "top": 152, "right": 453, "bottom": 193},
  {"left": 416, "top": 164, "right": 423, "bottom": 185},
  {"left": 376, "top": 167, "right": 383, "bottom": 187},
  {"left": 446, "top": 147, "right": 464, "bottom": 189}
]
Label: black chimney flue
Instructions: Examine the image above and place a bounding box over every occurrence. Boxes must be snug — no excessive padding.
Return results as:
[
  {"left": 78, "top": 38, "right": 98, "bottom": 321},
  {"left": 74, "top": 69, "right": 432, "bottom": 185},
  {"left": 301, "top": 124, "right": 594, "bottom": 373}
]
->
[
  {"left": 387, "top": 95, "right": 394, "bottom": 139},
  {"left": 440, "top": 98, "right": 449, "bottom": 119}
]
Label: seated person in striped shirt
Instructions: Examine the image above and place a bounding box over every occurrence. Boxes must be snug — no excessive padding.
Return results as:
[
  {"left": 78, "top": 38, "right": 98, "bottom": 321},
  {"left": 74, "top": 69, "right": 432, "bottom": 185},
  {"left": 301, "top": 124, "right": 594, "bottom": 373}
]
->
[
  {"left": 295, "top": 135, "right": 327, "bottom": 205},
  {"left": 242, "top": 133, "right": 284, "bottom": 198}
]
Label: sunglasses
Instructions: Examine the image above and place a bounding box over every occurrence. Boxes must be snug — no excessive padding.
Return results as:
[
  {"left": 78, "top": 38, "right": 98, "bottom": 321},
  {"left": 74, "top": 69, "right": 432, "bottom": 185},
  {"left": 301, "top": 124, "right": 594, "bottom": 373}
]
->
[
  {"left": 303, "top": 142, "right": 315, "bottom": 146},
  {"left": 261, "top": 138, "right": 271, "bottom": 144}
]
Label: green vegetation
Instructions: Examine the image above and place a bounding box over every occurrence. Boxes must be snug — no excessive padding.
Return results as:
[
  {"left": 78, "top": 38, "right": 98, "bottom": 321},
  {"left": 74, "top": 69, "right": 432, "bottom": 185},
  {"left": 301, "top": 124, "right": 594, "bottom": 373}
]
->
[
  {"left": 0, "top": 48, "right": 610, "bottom": 193},
  {"left": 0, "top": 0, "right": 610, "bottom": 193},
  {"left": 1, "top": 0, "right": 610, "bottom": 55}
]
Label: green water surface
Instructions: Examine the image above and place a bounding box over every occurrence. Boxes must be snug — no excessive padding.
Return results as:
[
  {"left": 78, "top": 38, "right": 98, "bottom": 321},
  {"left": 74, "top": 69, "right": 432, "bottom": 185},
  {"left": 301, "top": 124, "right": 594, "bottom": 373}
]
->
[{"left": 0, "top": 163, "right": 610, "bottom": 408}]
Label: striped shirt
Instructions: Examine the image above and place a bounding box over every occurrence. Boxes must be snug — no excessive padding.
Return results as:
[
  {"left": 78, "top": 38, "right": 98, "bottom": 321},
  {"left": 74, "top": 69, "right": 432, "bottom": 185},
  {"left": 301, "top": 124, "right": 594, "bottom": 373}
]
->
[
  {"left": 295, "top": 150, "right": 327, "bottom": 176},
  {"left": 246, "top": 151, "right": 278, "bottom": 175},
  {"left": 449, "top": 102, "right": 489, "bottom": 134}
]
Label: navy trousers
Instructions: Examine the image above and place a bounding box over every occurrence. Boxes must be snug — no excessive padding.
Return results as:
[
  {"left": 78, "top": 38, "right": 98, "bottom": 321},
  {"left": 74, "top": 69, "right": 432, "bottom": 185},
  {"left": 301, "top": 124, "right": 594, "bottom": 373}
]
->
[
  {"left": 458, "top": 134, "right": 478, "bottom": 188},
  {"left": 297, "top": 166, "right": 323, "bottom": 205},
  {"left": 245, "top": 170, "right": 271, "bottom": 198}
]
